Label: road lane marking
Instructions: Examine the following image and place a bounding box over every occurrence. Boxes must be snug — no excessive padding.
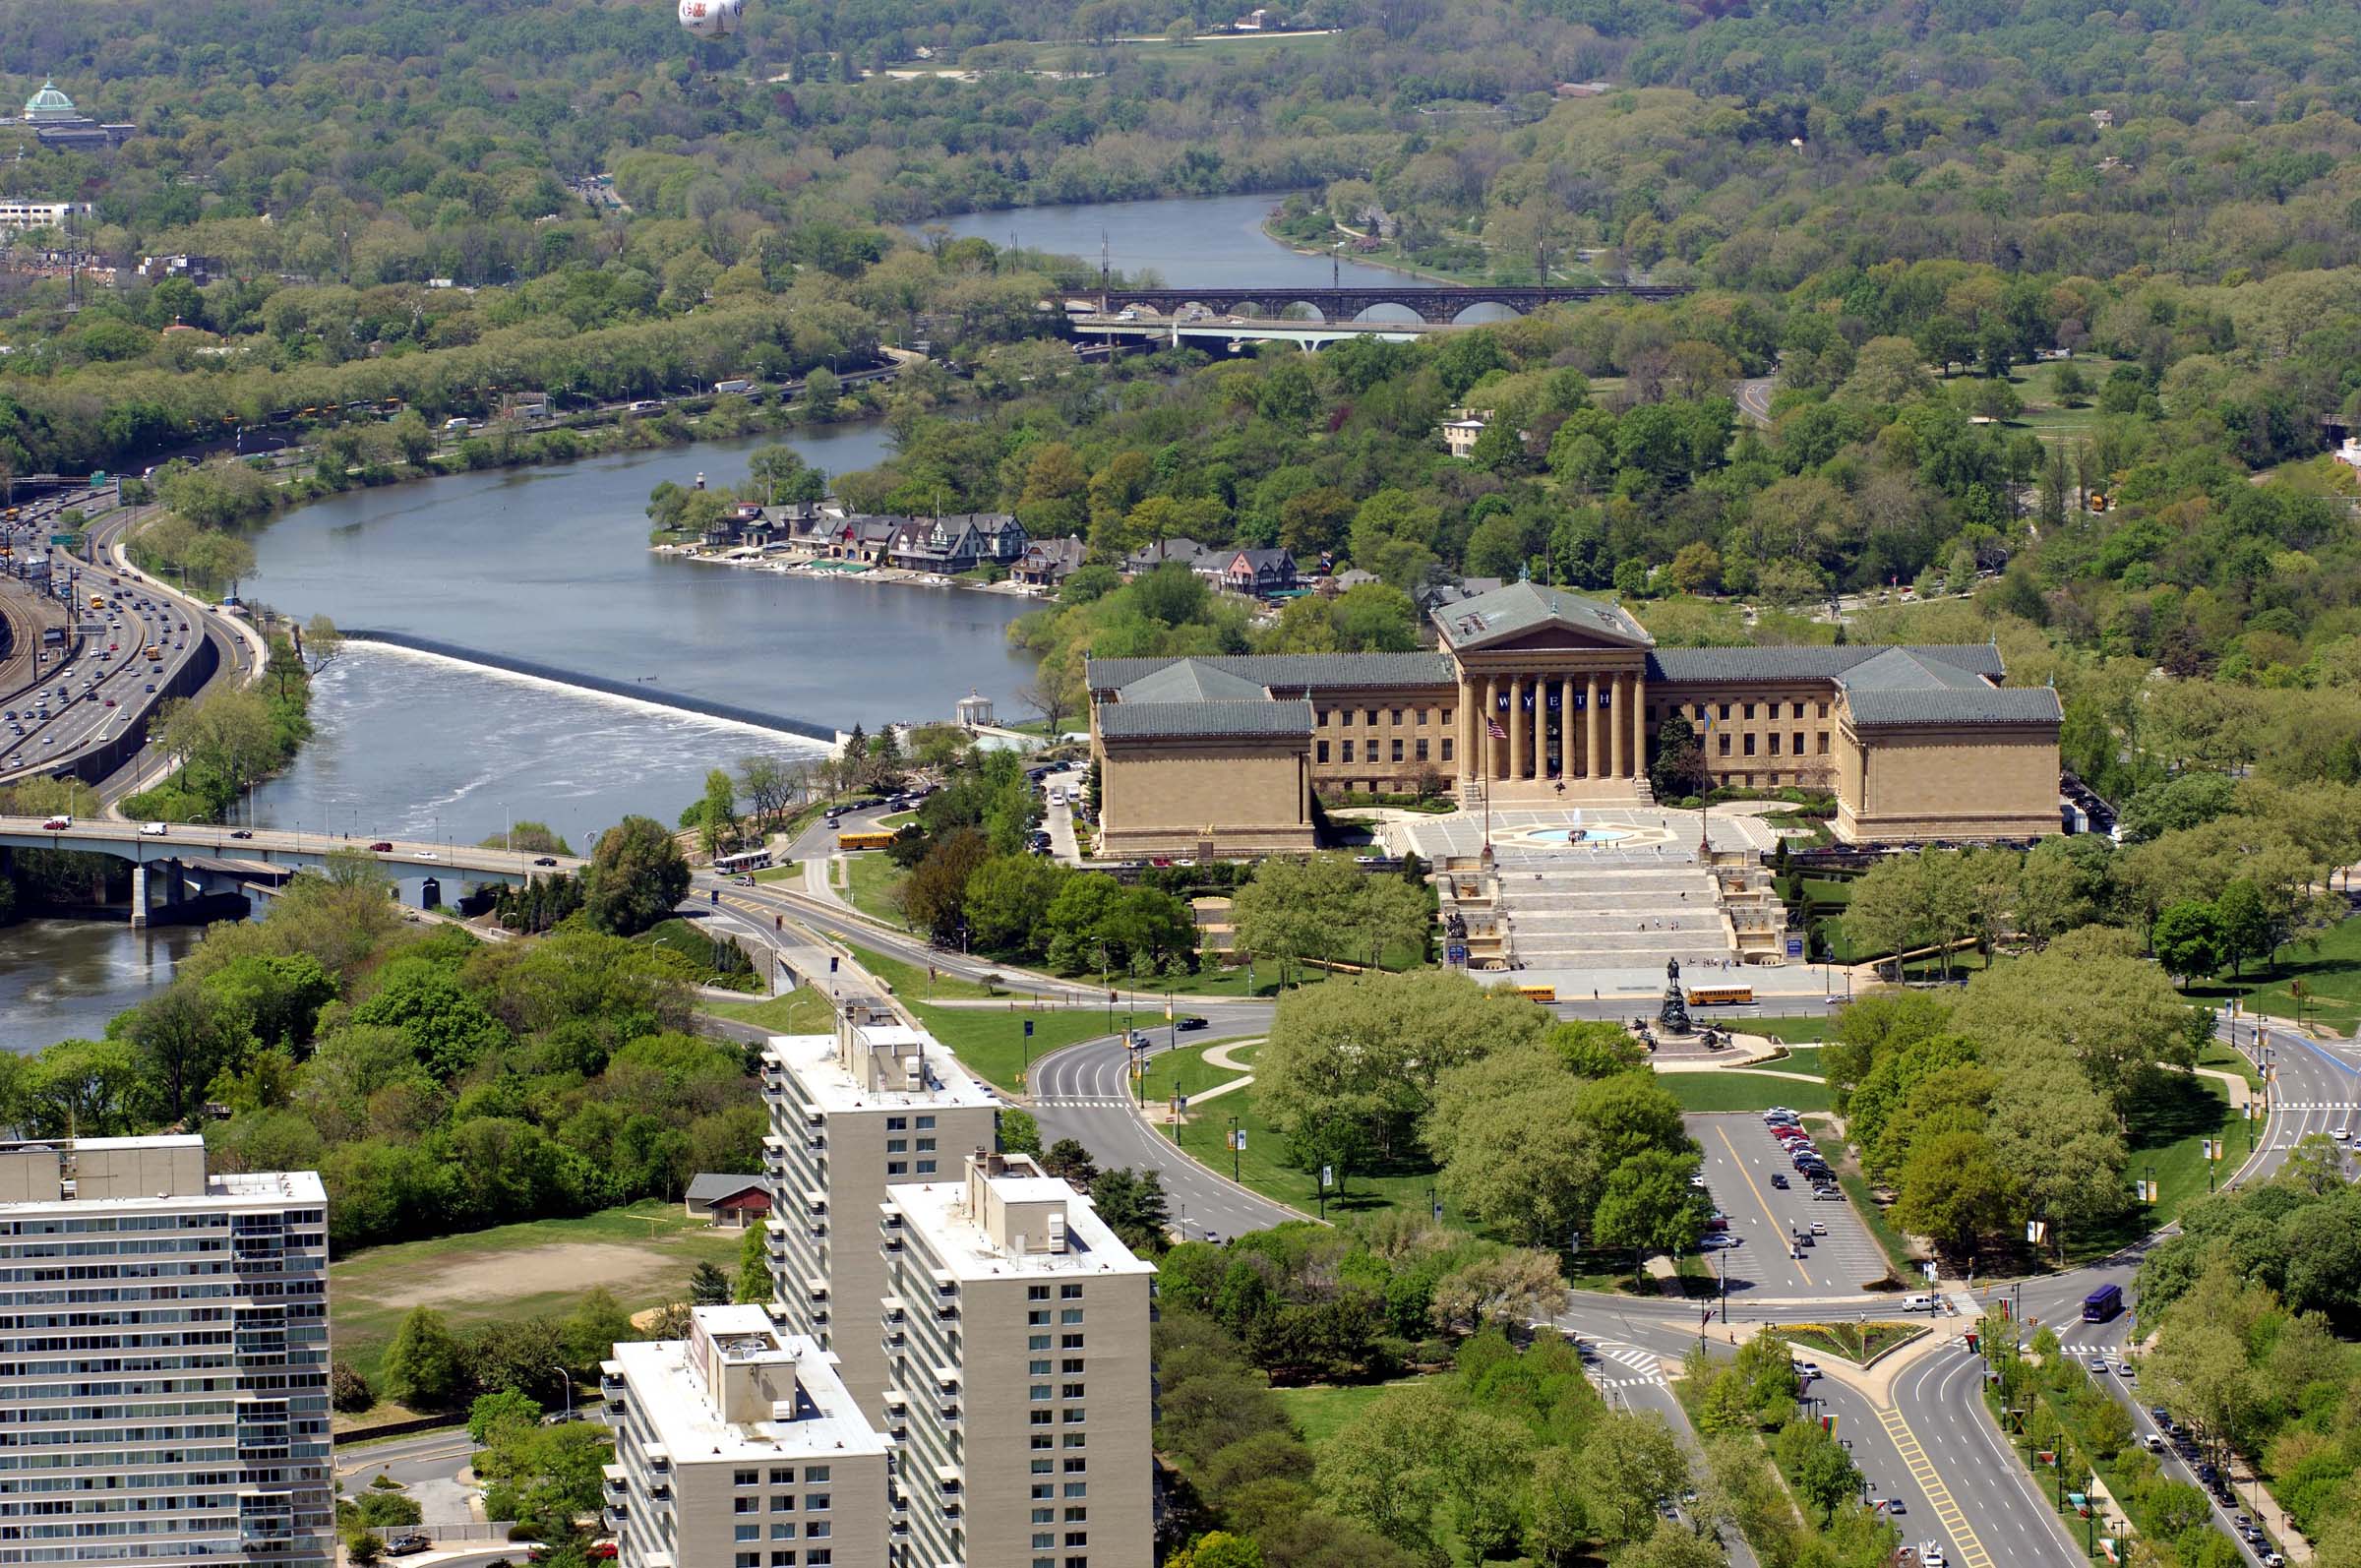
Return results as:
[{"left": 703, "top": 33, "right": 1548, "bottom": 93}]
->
[
  {"left": 1713, "top": 1123, "right": 1810, "bottom": 1288},
  {"left": 1878, "top": 1405, "right": 1994, "bottom": 1568}
]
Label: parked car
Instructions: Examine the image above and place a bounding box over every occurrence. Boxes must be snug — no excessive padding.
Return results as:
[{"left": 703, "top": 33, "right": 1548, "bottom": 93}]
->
[{"left": 385, "top": 1535, "right": 431, "bottom": 1557}]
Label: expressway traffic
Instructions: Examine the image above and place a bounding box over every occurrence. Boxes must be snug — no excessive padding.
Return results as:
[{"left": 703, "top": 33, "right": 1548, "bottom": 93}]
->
[{"left": 0, "top": 565, "right": 200, "bottom": 781}]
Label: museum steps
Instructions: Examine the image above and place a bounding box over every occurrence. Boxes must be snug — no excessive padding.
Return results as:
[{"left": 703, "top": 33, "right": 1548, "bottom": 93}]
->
[{"left": 1494, "top": 862, "right": 1733, "bottom": 971}]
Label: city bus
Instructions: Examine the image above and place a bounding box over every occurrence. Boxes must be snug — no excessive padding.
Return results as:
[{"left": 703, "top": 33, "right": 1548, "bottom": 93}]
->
[
  {"left": 714, "top": 848, "right": 773, "bottom": 875},
  {"left": 837, "top": 829, "right": 897, "bottom": 851},
  {"left": 2082, "top": 1283, "right": 2123, "bottom": 1322},
  {"left": 1685, "top": 985, "right": 1756, "bottom": 1006}
]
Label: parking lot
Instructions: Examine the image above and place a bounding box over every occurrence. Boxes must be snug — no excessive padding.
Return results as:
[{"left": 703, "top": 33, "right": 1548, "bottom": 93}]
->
[{"left": 1688, "top": 1112, "right": 1894, "bottom": 1297}]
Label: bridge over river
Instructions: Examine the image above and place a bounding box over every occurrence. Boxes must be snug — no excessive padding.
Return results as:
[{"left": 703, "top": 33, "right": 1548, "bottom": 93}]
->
[{"left": 1094, "top": 281, "right": 1692, "bottom": 324}]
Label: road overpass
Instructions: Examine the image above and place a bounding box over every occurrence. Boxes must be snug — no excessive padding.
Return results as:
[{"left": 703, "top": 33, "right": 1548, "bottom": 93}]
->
[{"left": 0, "top": 815, "right": 575, "bottom": 925}]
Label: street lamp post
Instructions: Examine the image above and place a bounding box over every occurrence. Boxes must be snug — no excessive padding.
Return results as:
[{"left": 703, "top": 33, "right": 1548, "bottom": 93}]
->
[
  {"left": 551, "top": 1367, "right": 574, "bottom": 1422},
  {"left": 1230, "top": 1115, "right": 1241, "bottom": 1182}
]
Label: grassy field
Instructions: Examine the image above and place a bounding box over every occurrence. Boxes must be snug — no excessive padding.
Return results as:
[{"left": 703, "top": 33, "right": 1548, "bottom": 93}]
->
[
  {"left": 1170, "top": 1077, "right": 1437, "bottom": 1223},
  {"left": 701, "top": 987, "right": 836, "bottom": 1034},
  {"left": 2190, "top": 915, "right": 2361, "bottom": 1031},
  {"left": 753, "top": 861, "right": 803, "bottom": 885},
  {"left": 332, "top": 1202, "right": 745, "bottom": 1389},
  {"left": 2089, "top": 1076, "right": 2239, "bottom": 1254},
  {"left": 1777, "top": 1046, "right": 1828, "bottom": 1076},
  {"left": 2008, "top": 355, "right": 2134, "bottom": 448},
  {"left": 2197, "top": 1041, "right": 2262, "bottom": 1087},
  {"left": 842, "top": 853, "right": 904, "bottom": 924},
  {"left": 1275, "top": 1377, "right": 1426, "bottom": 1445},
  {"left": 1663, "top": 1070, "right": 1833, "bottom": 1114},
  {"left": 1140, "top": 1040, "right": 1257, "bottom": 1105},
  {"left": 1745, "top": 1017, "right": 1834, "bottom": 1045}
]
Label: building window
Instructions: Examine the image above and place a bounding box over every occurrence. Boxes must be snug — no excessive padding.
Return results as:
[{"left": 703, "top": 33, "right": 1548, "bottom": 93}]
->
[
  {"left": 736, "top": 1471, "right": 760, "bottom": 1487},
  {"left": 738, "top": 1525, "right": 761, "bottom": 1541},
  {"left": 917, "top": 1159, "right": 937, "bottom": 1175},
  {"left": 1032, "top": 1359, "right": 1053, "bottom": 1375},
  {"left": 916, "top": 1137, "right": 936, "bottom": 1151},
  {"left": 1718, "top": 735, "right": 1731, "bottom": 757},
  {"left": 1316, "top": 741, "right": 1329, "bottom": 762},
  {"left": 1769, "top": 733, "right": 1782, "bottom": 755},
  {"left": 1392, "top": 709, "right": 1404, "bottom": 725},
  {"left": 1440, "top": 706, "right": 1453, "bottom": 726},
  {"left": 1341, "top": 740, "right": 1354, "bottom": 762},
  {"left": 1032, "top": 1411, "right": 1054, "bottom": 1425},
  {"left": 1365, "top": 709, "right": 1377, "bottom": 725},
  {"left": 1817, "top": 701, "right": 1830, "bottom": 718},
  {"left": 771, "top": 1522, "right": 797, "bottom": 1538},
  {"left": 1061, "top": 1333, "right": 1085, "bottom": 1348},
  {"left": 1061, "top": 1284, "right": 1084, "bottom": 1298},
  {"left": 884, "top": 1117, "right": 906, "bottom": 1131},
  {"left": 772, "top": 1496, "right": 796, "bottom": 1512},
  {"left": 1441, "top": 739, "right": 1454, "bottom": 761},
  {"left": 1718, "top": 703, "right": 1730, "bottom": 720},
  {"left": 1794, "top": 732, "right": 1805, "bottom": 754},
  {"left": 1033, "top": 1384, "right": 1055, "bottom": 1401},
  {"left": 1391, "top": 739, "right": 1404, "bottom": 761},
  {"left": 1340, "top": 708, "right": 1352, "bottom": 726},
  {"left": 771, "top": 1469, "right": 796, "bottom": 1485},
  {"left": 1030, "top": 1334, "right": 1051, "bottom": 1350},
  {"left": 1418, "top": 708, "right": 1429, "bottom": 725},
  {"left": 1416, "top": 738, "right": 1429, "bottom": 761},
  {"left": 1818, "top": 733, "right": 1830, "bottom": 754},
  {"left": 1743, "top": 734, "right": 1757, "bottom": 756},
  {"left": 886, "top": 1138, "right": 906, "bottom": 1153},
  {"left": 1743, "top": 702, "right": 1756, "bottom": 720},
  {"left": 738, "top": 1497, "right": 760, "bottom": 1513},
  {"left": 886, "top": 1161, "right": 908, "bottom": 1176},
  {"left": 808, "top": 1468, "right": 829, "bottom": 1483},
  {"left": 1063, "top": 1383, "right": 1086, "bottom": 1398},
  {"left": 1693, "top": 704, "right": 1706, "bottom": 720}
]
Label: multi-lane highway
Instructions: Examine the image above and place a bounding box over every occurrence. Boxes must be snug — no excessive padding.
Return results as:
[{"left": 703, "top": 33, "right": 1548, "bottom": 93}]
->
[{"left": 0, "top": 569, "right": 199, "bottom": 780}]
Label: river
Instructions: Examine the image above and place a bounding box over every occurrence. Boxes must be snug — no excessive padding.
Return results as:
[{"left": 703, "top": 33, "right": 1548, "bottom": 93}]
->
[{"left": 7, "top": 190, "right": 1370, "bottom": 1048}]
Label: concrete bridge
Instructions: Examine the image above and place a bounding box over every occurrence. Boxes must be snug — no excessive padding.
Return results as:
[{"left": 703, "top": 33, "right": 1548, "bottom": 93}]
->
[
  {"left": 1096, "top": 282, "right": 1692, "bottom": 325},
  {"left": 0, "top": 816, "right": 577, "bottom": 926}
]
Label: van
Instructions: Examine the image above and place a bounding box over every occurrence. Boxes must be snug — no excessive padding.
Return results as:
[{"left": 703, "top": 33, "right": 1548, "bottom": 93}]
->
[
  {"left": 1903, "top": 1294, "right": 1937, "bottom": 1312},
  {"left": 138, "top": 821, "right": 168, "bottom": 837}
]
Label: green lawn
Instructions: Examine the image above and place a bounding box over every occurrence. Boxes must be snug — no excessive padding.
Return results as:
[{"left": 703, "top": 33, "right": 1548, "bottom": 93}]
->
[
  {"left": 753, "top": 861, "right": 803, "bottom": 885},
  {"left": 2080, "top": 1075, "right": 2239, "bottom": 1256},
  {"left": 1140, "top": 1040, "right": 1257, "bottom": 1105},
  {"left": 1777, "top": 1046, "right": 1827, "bottom": 1076},
  {"left": 332, "top": 1202, "right": 745, "bottom": 1390},
  {"left": 1170, "top": 1078, "right": 1438, "bottom": 1223},
  {"left": 701, "top": 987, "right": 837, "bottom": 1034},
  {"left": 2190, "top": 914, "right": 2361, "bottom": 1031},
  {"left": 2197, "top": 1042, "right": 2262, "bottom": 1088},
  {"left": 1274, "top": 1377, "right": 1427, "bottom": 1446},
  {"left": 842, "top": 853, "right": 904, "bottom": 924},
  {"left": 1662, "top": 1071, "right": 1833, "bottom": 1114},
  {"left": 831, "top": 938, "right": 1125, "bottom": 1090},
  {"left": 1777, "top": 1322, "right": 1925, "bottom": 1364}
]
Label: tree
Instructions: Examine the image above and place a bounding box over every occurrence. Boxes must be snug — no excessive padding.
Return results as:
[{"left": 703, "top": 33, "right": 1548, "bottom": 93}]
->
[
  {"left": 1592, "top": 1148, "right": 1707, "bottom": 1257},
  {"left": 331, "top": 1360, "right": 375, "bottom": 1414},
  {"left": 121, "top": 985, "right": 252, "bottom": 1121},
  {"left": 468, "top": 1387, "right": 543, "bottom": 1443},
  {"left": 560, "top": 1288, "right": 636, "bottom": 1376},
  {"left": 2151, "top": 900, "right": 2226, "bottom": 987},
  {"left": 301, "top": 614, "right": 344, "bottom": 673},
  {"left": 2213, "top": 879, "right": 2272, "bottom": 979},
  {"left": 735, "top": 754, "right": 793, "bottom": 825},
  {"left": 1170, "top": 1534, "right": 1262, "bottom": 1568},
  {"left": 1524, "top": 1447, "right": 1591, "bottom": 1566},
  {"left": 735, "top": 1223, "right": 771, "bottom": 1302},
  {"left": 696, "top": 767, "right": 740, "bottom": 856},
  {"left": 1891, "top": 1128, "right": 2017, "bottom": 1257},
  {"left": 582, "top": 815, "right": 691, "bottom": 936},
  {"left": 689, "top": 1260, "right": 731, "bottom": 1305},
  {"left": 1786, "top": 1421, "right": 1862, "bottom": 1522},
  {"left": 1667, "top": 541, "right": 1724, "bottom": 595},
  {"left": 1427, "top": 1250, "right": 1563, "bottom": 1335},
  {"left": 1579, "top": 1411, "right": 1692, "bottom": 1545},
  {"left": 381, "top": 1306, "right": 466, "bottom": 1409},
  {"left": 1089, "top": 1168, "right": 1171, "bottom": 1254}
]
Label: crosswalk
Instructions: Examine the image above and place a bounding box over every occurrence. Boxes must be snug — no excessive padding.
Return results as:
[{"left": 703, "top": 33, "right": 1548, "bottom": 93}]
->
[
  {"left": 1582, "top": 1340, "right": 1668, "bottom": 1391},
  {"left": 1033, "top": 1097, "right": 1133, "bottom": 1108}
]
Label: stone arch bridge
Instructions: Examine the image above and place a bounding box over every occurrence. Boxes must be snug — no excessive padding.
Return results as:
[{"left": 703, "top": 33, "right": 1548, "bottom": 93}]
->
[{"left": 1095, "top": 283, "right": 1693, "bottom": 325}]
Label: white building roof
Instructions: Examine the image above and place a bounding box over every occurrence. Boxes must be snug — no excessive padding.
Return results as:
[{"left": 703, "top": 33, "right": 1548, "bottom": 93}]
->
[
  {"left": 887, "top": 1170, "right": 1157, "bottom": 1284},
  {"left": 765, "top": 1026, "right": 998, "bottom": 1116},
  {"left": 613, "top": 1306, "right": 885, "bottom": 1465}
]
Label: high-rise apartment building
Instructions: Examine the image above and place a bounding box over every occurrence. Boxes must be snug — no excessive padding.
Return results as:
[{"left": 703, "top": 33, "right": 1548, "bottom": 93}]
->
[
  {"left": 602, "top": 1304, "right": 888, "bottom": 1568},
  {"left": 0, "top": 1135, "right": 332, "bottom": 1566},
  {"left": 880, "top": 1151, "right": 1155, "bottom": 1568},
  {"left": 761, "top": 1001, "right": 999, "bottom": 1413}
]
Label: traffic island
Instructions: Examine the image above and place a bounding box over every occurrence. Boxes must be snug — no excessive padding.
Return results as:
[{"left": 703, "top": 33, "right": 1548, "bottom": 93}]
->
[{"left": 1773, "top": 1321, "right": 1928, "bottom": 1369}]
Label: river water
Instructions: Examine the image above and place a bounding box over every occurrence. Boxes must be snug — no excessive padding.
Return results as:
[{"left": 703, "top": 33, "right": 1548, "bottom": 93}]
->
[{"left": 8, "top": 190, "right": 1369, "bottom": 1047}]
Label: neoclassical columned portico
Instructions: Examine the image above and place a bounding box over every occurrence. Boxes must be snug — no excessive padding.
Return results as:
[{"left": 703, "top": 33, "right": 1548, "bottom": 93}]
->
[{"left": 1451, "top": 656, "right": 1650, "bottom": 785}]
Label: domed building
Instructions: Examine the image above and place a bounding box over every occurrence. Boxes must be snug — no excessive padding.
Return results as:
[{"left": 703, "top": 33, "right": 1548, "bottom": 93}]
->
[
  {"left": 21, "top": 80, "right": 137, "bottom": 150},
  {"left": 23, "top": 81, "right": 76, "bottom": 123}
]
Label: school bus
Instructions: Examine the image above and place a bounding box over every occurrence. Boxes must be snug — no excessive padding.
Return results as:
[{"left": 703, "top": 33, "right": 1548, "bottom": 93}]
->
[
  {"left": 143, "top": 645, "right": 161, "bottom": 661},
  {"left": 89, "top": 593, "right": 107, "bottom": 611},
  {"left": 1515, "top": 984, "right": 1558, "bottom": 1003},
  {"left": 1685, "top": 986, "right": 1755, "bottom": 1006},
  {"left": 837, "top": 829, "right": 897, "bottom": 851}
]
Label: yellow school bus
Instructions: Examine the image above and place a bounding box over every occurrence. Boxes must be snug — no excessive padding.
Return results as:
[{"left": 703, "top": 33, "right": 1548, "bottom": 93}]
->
[
  {"left": 1515, "top": 984, "right": 1558, "bottom": 1003},
  {"left": 836, "top": 829, "right": 897, "bottom": 851},
  {"left": 1685, "top": 986, "right": 1755, "bottom": 1006}
]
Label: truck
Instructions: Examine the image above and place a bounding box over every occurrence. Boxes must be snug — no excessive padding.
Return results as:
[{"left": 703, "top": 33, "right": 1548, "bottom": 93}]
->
[{"left": 713, "top": 378, "right": 756, "bottom": 395}]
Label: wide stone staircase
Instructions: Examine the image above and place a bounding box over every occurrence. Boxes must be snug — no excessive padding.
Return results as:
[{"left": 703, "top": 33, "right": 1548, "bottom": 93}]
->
[{"left": 1493, "top": 860, "right": 1732, "bottom": 971}]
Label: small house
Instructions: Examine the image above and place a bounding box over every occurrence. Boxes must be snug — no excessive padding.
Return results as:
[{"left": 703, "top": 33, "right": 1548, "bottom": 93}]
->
[
  {"left": 685, "top": 1173, "right": 771, "bottom": 1229},
  {"left": 1220, "top": 547, "right": 1299, "bottom": 597}
]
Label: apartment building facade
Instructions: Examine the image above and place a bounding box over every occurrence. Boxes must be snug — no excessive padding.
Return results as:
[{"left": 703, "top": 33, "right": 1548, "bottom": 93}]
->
[
  {"left": 880, "top": 1152, "right": 1155, "bottom": 1568},
  {"left": 760, "top": 1002, "right": 999, "bottom": 1414},
  {"left": 0, "top": 1135, "right": 332, "bottom": 1566},
  {"left": 602, "top": 1304, "right": 888, "bottom": 1568}
]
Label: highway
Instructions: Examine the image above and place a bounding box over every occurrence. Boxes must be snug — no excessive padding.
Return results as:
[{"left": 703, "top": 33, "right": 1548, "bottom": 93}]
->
[
  {"left": 0, "top": 560, "right": 199, "bottom": 780},
  {"left": 0, "top": 814, "right": 574, "bottom": 883}
]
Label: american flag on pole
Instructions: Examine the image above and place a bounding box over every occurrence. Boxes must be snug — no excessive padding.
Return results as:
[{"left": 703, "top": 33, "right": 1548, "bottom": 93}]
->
[{"left": 1486, "top": 717, "right": 1507, "bottom": 739}]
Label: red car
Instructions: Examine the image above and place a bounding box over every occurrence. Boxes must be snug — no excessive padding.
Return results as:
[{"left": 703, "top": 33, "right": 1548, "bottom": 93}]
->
[
  {"left": 368, "top": 840, "right": 394, "bottom": 852},
  {"left": 588, "top": 1547, "right": 620, "bottom": 1562}
]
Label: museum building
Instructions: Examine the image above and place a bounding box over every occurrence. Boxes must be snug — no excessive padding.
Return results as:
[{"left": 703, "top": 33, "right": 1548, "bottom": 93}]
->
[{"left": 1084, "top": 581, "right": 2063, "bottom": 859}]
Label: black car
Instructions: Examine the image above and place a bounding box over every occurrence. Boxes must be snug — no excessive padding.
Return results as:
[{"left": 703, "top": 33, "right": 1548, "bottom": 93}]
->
[
  {"left": 1770, "top": 1173, "right": 1789, "bottom": 1189},
  {"left": 1176, "top": 1014, "right": 1209, "bottom": 1032},
  {"left": 229, "top": 828, "right": 254, "bottom": 840},
  {"left": 534, "top": 856, "right": 560, "bottom": 867}
]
